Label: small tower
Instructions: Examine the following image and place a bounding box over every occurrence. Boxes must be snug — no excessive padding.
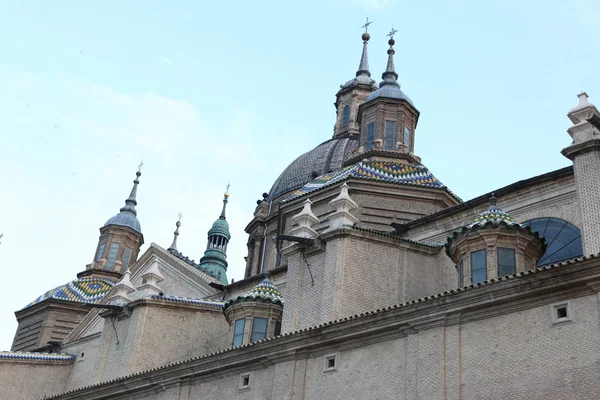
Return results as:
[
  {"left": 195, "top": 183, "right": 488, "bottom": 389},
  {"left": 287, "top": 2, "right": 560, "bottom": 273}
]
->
[
  {"left": 356, "top": 29, "right": 420, "bottom": 157},
  {"left": 81, "top": 167, "right": 145, "bottom": 282},
  {"left": 223, "top": 275, "right": 283, "bottom": 347},
  {"left": 333, "top": 19, "right": 378, "bottom": 138},
  {"left": 167, "top": 214, "right": 183, "bottom": 253},
  {"left": 198, "top": 188, "right": 231, "bottom": 284},
  {"left": 446, "top": 195, "right": 545, "bottom": 286},
  {"left": 561, "top": 92, "right": 600, "bottom": 255}
]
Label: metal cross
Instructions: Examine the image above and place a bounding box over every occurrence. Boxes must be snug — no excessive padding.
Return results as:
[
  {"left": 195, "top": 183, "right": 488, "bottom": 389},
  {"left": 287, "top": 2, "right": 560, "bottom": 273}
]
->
[
  {"left": 387, "top": 27, "right": 398, "bottom": 39},
  {"left": 137, "top": 160, "right": 144, "bottom": 171},
  {"left": 226, "top": 182, "right": 231, "bottom": 192},
  {"left": 361, "top": 17, "right": 373, "bottom": 32},
  {"left": 177, "top": 212, "right": 183, "bottom": 221}
]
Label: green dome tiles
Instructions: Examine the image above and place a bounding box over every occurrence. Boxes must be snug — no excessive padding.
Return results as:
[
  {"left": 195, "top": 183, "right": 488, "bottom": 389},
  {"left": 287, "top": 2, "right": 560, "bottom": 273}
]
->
[{"left": 223, "top": 276, "right": 283, "bottom": 312}]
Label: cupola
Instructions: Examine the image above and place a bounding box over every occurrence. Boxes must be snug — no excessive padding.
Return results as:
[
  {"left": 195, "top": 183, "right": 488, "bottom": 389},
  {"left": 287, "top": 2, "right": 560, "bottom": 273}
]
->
[
  {"left": 223, "top": 275, "right": 283, "bottom": 347},
  {"left": 446, "top": 195, "right": 545, "bottom": 286},
  {"left": 333, "top": 19, "right": 378, "bottom": 138},
  {"left": 81, "top": 166, "right": 145, "bottom": 281},
  {"left": 198, "top": 189, "right": 231, "bottom": 284},
  {"left": 356, "top": 29, "right": 420, "bottom": 158}
]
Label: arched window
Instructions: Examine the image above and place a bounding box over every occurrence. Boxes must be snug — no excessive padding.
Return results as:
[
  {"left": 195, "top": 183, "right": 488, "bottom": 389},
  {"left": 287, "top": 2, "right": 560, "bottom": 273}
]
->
[{"left": 522, "top": 218, "right": 583, "bottom": 266}]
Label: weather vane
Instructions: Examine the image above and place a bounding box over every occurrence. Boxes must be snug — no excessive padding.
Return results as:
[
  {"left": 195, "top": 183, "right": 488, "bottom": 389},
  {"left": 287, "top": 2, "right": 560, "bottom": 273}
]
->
[
  {"left": 137, "top": 160, "right": 144, "bottom": 172},
  {"left": 362, "top": 17, "right": 373, "bottom": 33},
  {"left": 226, "top": 182, "right": 231, "bottom": 192},
  {"left": 387, "top": 27, "right": 398, "bottom": 39},
  {"left": 177, "top": 212, "right": 183, "bottom": 221}
]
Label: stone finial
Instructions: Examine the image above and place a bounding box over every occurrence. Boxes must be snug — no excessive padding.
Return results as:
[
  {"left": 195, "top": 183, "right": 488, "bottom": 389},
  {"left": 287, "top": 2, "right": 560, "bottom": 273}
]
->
[
  {"left": 326, "top": 183, "right": 358, "bottom": 232},
  {"left": 137, "top": 259, "right": 165, "bottom": 296},
  {"left": 108, "top": 270, "right": 136, "bottom": 305},
  {"left": 567, "top": 92, "right": 600, "bottom": 143},
  {"left": 290, "top": 199, "right": 320, "bottom": 238}
]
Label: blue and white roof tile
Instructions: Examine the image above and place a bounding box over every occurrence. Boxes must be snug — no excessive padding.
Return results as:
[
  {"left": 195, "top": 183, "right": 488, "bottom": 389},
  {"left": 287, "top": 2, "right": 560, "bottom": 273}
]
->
[
  {"left": 0, "top": 351, "right": 75, "bottom": 362},
  {"left": 150, "top": 294, "right": 224, "bottom": 308},
  {"left": 23, "top": 278, "right": 114, "bottom": 310}
]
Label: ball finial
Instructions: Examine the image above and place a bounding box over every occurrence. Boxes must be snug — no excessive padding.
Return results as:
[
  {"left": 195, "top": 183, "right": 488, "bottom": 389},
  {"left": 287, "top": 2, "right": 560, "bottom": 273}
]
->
[
  {"left": 388, "top": 38, "right": 395, "bottom": 46},
  {"left": 362, "top": 32, "right": 370, "bottom": 41}
]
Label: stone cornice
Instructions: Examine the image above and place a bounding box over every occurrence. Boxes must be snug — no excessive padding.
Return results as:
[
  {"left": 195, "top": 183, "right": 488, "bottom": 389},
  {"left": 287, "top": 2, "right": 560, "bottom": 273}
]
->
[
  {"left": 561, "top": 138, "right": 600, "bottom": 160},
  {"left": 47, "top": 252, "right": 600, "bottom": 399}
]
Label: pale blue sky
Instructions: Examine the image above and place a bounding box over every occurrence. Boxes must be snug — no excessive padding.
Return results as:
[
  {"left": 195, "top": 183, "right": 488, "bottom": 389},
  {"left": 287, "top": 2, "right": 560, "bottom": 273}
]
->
[{"left": 0, "top": 0, "right": 598, "bottom": 350}]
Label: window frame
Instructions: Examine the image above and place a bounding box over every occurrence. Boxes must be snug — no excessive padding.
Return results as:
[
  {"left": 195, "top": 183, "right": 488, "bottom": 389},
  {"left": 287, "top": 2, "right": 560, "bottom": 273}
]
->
[
  {"left": 366, "top": 122, "right": 375, "bottom": 150},
  {"left": 95, "top": 243, "right": 106, "bottom": 261},
  {"left": 470, "top": 249, "right": 487, "bottom": 284},
  {"left": 342, "top": 105, "right": 351, "bottom": 128},
  {"left": 250, "top": 317, "right": 268, "bottom": 342},
  {"left": 121, "top": 247, "right": 133, "bottom": 272},
  {"left": 232, "top": 318, "right": 246, "bottom": 347},
  {"left": 403, "top": 126, "right": 411, "bottom": 149},
  {"left": 459, "top": 260, "right": 464, "bottom": 287},
  {"left": 105, "top": 243, "right": 120, "bottom": 271},
  {"left": 384, "top": 120, "right": 397, "bottom": 150},
  {"left": 497, "top": 247, "right": 516, "bottom": 277}
]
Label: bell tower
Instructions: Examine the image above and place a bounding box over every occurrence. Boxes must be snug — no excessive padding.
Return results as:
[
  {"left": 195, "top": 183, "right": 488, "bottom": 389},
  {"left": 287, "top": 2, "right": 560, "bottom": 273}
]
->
[{"left": 198, "top": 189, "right": 231, "bottom": 284}]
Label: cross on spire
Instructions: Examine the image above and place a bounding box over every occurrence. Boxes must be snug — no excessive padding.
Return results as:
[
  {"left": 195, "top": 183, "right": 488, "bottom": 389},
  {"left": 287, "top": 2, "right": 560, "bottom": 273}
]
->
[
  {"left": 226, "top": 182, "right": 231, "bottom": 192},
  {"left": 177, "top": 212, "right": 183, "bottom": 221},
  {"left": 387, "top": 27, "right": 398, "bottom": 39},
  {"left": 362, "top": 17, "right": 373, "bottom": 32},
  {"left": 137, "top": 160, "right": 144, "bottom": 172}
]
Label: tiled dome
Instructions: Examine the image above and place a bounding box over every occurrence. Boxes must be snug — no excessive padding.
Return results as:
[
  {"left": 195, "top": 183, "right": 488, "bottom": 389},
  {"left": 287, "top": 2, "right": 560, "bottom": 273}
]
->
[
  {"left": 223, "top": 276, "right": 283, "bottom": 312},
  {"left": 269, "top": 137, "right": 359, "bottom": 201},
  {"left": 23, "top": 278, "right": 114, "bottom": 310},
  {"left": 104, "top": 212, "right": 141, "bottom": 233}
]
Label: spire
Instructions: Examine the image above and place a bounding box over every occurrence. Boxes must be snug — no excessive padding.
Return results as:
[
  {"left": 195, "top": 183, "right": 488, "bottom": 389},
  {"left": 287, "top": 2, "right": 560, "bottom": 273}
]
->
[
  {"left": 220, "top": 185, "right": 230, "bottom": 220},
  {"left": 380, "top": 28, "right": 399, "bottom": 88},
  {"left": 356, "top": 18, "right": 373, "bottom": 78},
  {"left": 119, "top": 164, "right": 142, "bottom": 216},
  {"left": 168, "top": 213, "right": 183, "bottom": 251}
]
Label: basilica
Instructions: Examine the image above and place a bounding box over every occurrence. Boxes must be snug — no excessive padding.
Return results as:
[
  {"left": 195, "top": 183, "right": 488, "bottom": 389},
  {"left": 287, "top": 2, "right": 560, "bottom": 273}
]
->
[{"left": 1, "top": 29, "right": 600, "bottom": 400}]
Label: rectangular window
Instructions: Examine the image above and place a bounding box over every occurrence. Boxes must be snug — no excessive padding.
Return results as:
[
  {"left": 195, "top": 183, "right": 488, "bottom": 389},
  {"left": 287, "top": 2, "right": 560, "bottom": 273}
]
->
[
  {"left": 274, "top": 320, "right": 282, "bottom": 336},
  {"left": 250, "top": 317, "right": 268, "bottom": 342},
  {"left": 470, "top": 249, "right": 487, "bottom": 284},
  {"left": 366, "top": 122, "right": 375, "bottom": 150},
  {"left": 95, "top": 243, "right": 106, "bottom": 261},
  {"left": 342, "top": 105, "right": 350, "bottom": 127},
  {"left": 404, "top": 126, "right": 411, "bottom": 149},
  {"left": 384, "top": 120, "right": 396, "bottom": 150},
  {"left": 497, "top": 247, "right": 516, "bottom": 277},
  {"left": 459, "top": 260, "right": 464, "bottom": 287},
  {"left": 232, "top": 318, "right": 245, "bottom": 347},
  {"left": 105, "top": 243, "right": 120, "bottom": 271},
  {"left": 121, "top": 247, "right": 133, "bottom": 272}
]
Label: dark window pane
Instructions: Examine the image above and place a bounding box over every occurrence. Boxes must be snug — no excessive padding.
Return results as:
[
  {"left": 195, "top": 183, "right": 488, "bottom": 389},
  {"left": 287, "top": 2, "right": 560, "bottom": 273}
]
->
[
  {"left": 275, "top": 321, "right": 282, "bottom": 336},
  {"left": 522, "top": 218, "right": 583, "bottom": 266},
  {"left": 106, "top": 243, "right": 120, "bottom": 271},
  {"left": 459, "top": 260, "right": 464, "bottom": 287},
  {"left": 95, "top": 243, "right": 106, "bottom": 261},
  {"left": 470, "top": 249, "right": 487, "bottom": 284},
  {"left": 251, "top": 317, "right": 268, "bottom": 342},
  {"left": 384, "top": 121, "right": 396, "bottom": 150},
  {"left": 121, "top": 247, "right": 133, "bottom": 272},
  {"left": 497, "top": 247, "right": 516, "bottom": 276},
  {"left": 233, "top": 318, "right": 245, "bottom": 347},
  {"left": 366, "top": 122, "right": 375, "bottom": 150},
  {"left": 342, "top": 105, "right": 350, "bottom": 127},
  {"left": 404, "top": 126, "right": 411, "bottom": 149}
]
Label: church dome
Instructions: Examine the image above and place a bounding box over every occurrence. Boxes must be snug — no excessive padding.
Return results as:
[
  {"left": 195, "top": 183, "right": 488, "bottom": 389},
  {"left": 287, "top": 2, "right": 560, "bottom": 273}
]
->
[
  {"left": 223, "top": 275, "right": 283, "bottom": 312},
  {"left": 104, "top": 212, "right": 142, "bottom": 233},
  {"left": 23, "top": 278, "right": 114, "bottom": 310},
  {"left": 208, "top": 218, "right": 230, "bottom": 238},
  {"left": 269, "top": 137, "right": 359, "bottom": 201},
  {"left": 364, "top": 85, "right": 414, "bottom": 106}
]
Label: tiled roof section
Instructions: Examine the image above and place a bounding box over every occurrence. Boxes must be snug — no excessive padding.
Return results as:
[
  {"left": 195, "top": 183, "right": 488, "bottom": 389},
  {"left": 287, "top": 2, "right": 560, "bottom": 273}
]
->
[
  {"left": 223, "top": 277, "right": 283, "bottom": 311},
  {"left": 150, "top": 295, "right": 223, "bottom": 308},
  {"left": 349, "top": 225, "right": 445, "bottom": 248},
  {"left": 45, "top": 253, "right": 599, "bottom": 400},
  {"left": 0, "top": 351, "right": 75, "bottom": 362},
  {"left": 22, "top": 278, "right": 114, "bottom": 310},
  {"left": 167, "top": 248, "right": 221, "bottom": 280},
  {"left": 269, "top": 136, "right": 359, "bottom": 201},
  {"left": 469, "top": 203, "right": 517, "bottom": 228},
  {"left": 149, "top": 243, "right": 219, "bottom": 285},
  {"left": 284, "top": 159, "right": 461, "bottom": 202}
]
